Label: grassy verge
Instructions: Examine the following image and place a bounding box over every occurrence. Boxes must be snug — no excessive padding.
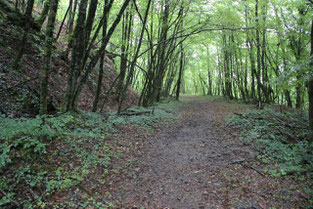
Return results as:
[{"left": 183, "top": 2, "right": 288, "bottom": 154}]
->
[{"left": 0, "top": 100, "right": 181, "bottom": 208}]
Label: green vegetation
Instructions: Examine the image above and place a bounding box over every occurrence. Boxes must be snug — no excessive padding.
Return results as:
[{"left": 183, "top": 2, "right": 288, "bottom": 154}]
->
[
  {"left": 1, "top": 0, "right": 313, "bottom": 207},
  {"left": 0, "top": 101, "right": 180, "bottom": 208},
  {"left": 228, "top": 108, "right": 313, "bottom": 201}
]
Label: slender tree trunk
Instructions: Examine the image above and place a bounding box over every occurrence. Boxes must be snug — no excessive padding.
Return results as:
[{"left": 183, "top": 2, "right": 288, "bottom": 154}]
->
[
  {"left": 40, "top": 0, "right": 59, "bottom": 115},
  {"left": 118, "top": 0, "right": 152, "bottom": 112},
  {"left": 244, "top": 4, "right": 255, "bottom": 101},
  {"left": 37, "top": 0, "right": 50, "bottom": 29},
  {"left": 13, "top": 0, "right": 35, "bottom": 71},
  {"left": 255, "top": 0, "right": 262, "bottom": 107},
  {"left": 273, "top": 5, "right": 292, "bottom": 107},
  {"left": 92, "top": 0, "right": 112, "bottom": 112},
  {"left": 309, "top": 19, "right": 313, "bottom": 138},
  {"left": 71, "top": 0, "right": 131, "bottom": 111},
  {"left": 84, "top": 0, "right": 99, "bottom": 47},
  {"left": 62, "top": 0, "right": 89, "bottom": 112},
  {"left": 261, "top": 0, "right": 269, "bottom": 103},
  {"left": 67, "top": 0, "right": 78, "bottom": 35},
  {"left": 56, "top": 0, "right": 72, "bottom": 41},
  {"left": 116, "top": 7, "right": 132, "bottom": 107},
  {"left": 244, "top": 53, "right": 249, "bottom": 98},
  {"left": 176, "top": 44, "right": 184, "bottom": 100}
]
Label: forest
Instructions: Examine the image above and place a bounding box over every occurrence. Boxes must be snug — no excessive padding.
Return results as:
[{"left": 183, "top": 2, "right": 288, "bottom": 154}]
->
[{"left": 0, "top": 0, "right": 313, "bottom": 207}]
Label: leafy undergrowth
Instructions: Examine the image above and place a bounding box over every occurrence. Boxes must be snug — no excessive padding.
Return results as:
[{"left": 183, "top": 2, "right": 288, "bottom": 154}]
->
[
  {"left": 228, "top": 107, "right": 313, "bottom": 204},
  {"left": 0, "top": 100, "right": 181, "bottom": 208}
]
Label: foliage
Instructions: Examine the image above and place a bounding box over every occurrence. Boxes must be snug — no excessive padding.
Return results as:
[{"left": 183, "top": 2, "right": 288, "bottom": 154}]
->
[
  {"left": 228, "top": 108, "right": 313, "bottom": 177},
  {"left": 0, "top": 100, "right": 180, "bottom": 207},
  {"left": 228, "top": 107, "right": 313, "bottom": 203}
]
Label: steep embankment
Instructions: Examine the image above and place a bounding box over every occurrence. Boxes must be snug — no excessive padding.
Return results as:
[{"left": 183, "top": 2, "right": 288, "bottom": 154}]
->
[{"left": 0, "top": 1, "right": 138, "bottom": 116}]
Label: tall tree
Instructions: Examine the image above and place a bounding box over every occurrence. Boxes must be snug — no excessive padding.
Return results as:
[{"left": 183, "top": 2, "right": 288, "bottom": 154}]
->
[
  {"left": 62, "top": 0, "right": 89, "bottom": 112},
  {"left": 39, "top": 0, "right": 59, "bottom": 115},
  {"left": 255, "top": 0, "right": 262, "bottom": 107},
  {"left": 63, "top": 0, "right": 131, "bottom": 112},
  {"left": 309, "top": 18, "right": 313, "bottom": 136},
  {"left": 13, "top": 0, "right": 35, "bottom": 70},
  {"left": 92, "top": 0, "right": 114, "bottom": 112}
]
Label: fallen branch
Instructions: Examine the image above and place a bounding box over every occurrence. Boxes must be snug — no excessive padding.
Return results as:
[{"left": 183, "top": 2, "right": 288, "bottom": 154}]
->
[
  {"left": 241, "top": 163, "right": 265, "bottom": 177},
  {"left": 77, "top": 184, "right": 93, "bottom": 197},
  {"left": 119, "top": 110, "right": 152, "bottom": 116},
  {"left": 230, "top": 160, "right": 265, "bottom": 177},
  {"left": 0, "top": 77, "right": 38, "bottom": 95},
  {"left": 0, "top": 188, "right": 21, "bottom": 208}
]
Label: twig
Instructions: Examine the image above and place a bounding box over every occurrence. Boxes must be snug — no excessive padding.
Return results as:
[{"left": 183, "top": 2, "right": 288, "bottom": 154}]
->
[
  {"left": 241, "top": 163, "right": 265, "bottom": 177},
  {"left": 119, "top": 110, "right": 152, "bottom": 116},
  {"left": 77, "top": 184, "right": 93, "bottom": 197},
  {"left": 0, "top": 188, "right": 21, "bottom": 208},
  {"left": 230, "top": 160, "right": 265, "bottom": 177},
  {"left": 0, "top": 77, "right": 38, "bottom": 94}
]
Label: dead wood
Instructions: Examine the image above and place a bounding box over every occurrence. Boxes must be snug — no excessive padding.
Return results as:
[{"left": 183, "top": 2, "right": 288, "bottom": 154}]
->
[{"left": 119, "top": 110, "right": 152, "bottom": 116}]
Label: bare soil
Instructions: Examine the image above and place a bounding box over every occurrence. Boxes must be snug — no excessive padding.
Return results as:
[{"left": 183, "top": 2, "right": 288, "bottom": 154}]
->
[{"left": 103, "top": 96, "right": 308, "bottom": 208}]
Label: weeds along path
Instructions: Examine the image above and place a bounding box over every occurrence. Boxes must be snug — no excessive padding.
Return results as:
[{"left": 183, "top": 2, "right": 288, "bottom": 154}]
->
[{"left": 106, "top": 96, "right": 306, "bottom": 208}]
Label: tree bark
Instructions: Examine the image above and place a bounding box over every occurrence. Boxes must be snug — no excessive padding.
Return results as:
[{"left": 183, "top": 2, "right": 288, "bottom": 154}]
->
[
  {"left": 71, "top": 0, "right": 131, "bottom": 111},
  {"left": 37, "top": 0, "right": 50, "bottom": 29},
  {"left": 40, "top": 0, "right": 59, "bottom": 115},
  {"left": 62, "top": 0, "right": 89, "bottom": 112},
  {"left": 255, "top": 0, "right": 262, "bottom": 107},
  {"left": 56, "top": 0, "right": 72, "bottom": 41},
  {"left": 118, "top": 0, "right": 152, "bottom": 112},
  {"left": 309, "top": 19, "right": 313, "bottom": 137},
  {"left": 13, "top": 0, "right": 35, "bottom": 71},
  {"left": 176, "top": 44, "right": 184, "bottom": 100},
  {"left": 92, "top": 0, "right": 114, "bottom": 112}
]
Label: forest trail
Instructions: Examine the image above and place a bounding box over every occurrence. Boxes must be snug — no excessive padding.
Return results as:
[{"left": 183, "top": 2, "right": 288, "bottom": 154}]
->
[{"left": 106, "top": 96, "right": 304, "bottom": 208}]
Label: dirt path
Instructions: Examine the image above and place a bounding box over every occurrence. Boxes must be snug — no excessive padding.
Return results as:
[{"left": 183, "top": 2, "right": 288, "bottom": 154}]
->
[{"left": 105, "top": 96, "right": 306, "bottom": 208}]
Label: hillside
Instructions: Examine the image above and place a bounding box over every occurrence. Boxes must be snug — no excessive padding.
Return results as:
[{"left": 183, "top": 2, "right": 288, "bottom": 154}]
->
[{"left": 0, "top": 1, "right": 138, "bottom": 117}]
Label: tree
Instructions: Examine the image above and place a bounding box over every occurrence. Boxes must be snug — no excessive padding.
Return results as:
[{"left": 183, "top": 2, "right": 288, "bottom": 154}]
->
[
  {"left": 309, "top": 18, "right": 313, "bottom": 136},
  {"left": 39, "top": 0, "right": 59, "bottom": 115},
  {"left": 13, "top": 0, "right": 35, "bottom": 71},
  {"left": 62, "top": 0, "right": 131, "bottom": 112}
]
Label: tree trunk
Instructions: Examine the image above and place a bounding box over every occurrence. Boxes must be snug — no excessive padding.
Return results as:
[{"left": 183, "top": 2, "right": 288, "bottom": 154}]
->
[
  {"left": 84, "top": 0, "right": 99, "bottom": 47},
  {"left": 309, "top": 19, "right": 313, "bottom": 138},
  {"left": 56, "top": 0, "right": 72, "bottom": 41},
  {"left": 37, "top": 0, "right": 50, "bottom": 29},
  {"left": 92, "top": 0, "right": 113, "bottom": 112},
  {"left": 261, "top": 0, "right": 269, "bottom": 103},
  {"left": 13, "top": 0, "right": 35, "bottom": 71},
  {"left": 71, "top": 0, "right": 131, "bottom": 111},
  {"left": 176, "top": 44, "right": 184, "bottom": 100},
  {"left": 119, "top": 0, "right": 152, "bottom": 111},
  {"left": 255, "top": 0, "right": 262, "bottom": 107},
  {"left": 62, "top": 0, "right": 89, "bottom": 112},
  {"left": 40, "top": 0, "right": 59, "bottom": 115},
  {"left": 67, "top": 0, "right": 78, "bottom": 35}
]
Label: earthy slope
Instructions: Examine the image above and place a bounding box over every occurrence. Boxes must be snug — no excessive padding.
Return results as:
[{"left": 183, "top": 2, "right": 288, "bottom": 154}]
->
[{"left": 0, "top": 3, "right": 138, "bottom": 116}]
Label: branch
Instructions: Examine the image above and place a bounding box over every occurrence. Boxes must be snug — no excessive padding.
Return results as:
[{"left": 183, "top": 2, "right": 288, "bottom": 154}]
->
[
  {"left": 0, "top": 188, "right": 21, "bottom": 207},
  {"left": 0, "top": 77, "right": 38, "bottom": 94}
]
